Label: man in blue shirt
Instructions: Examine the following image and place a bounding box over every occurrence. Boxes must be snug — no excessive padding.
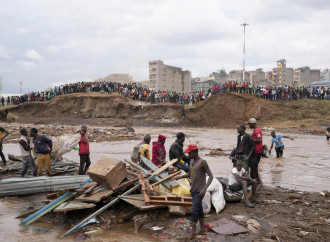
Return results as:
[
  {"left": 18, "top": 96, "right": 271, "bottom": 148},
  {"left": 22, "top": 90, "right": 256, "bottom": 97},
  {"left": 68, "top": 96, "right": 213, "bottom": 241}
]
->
[{"left": 269, "top": 131, "right": 294, "bottom": 158}]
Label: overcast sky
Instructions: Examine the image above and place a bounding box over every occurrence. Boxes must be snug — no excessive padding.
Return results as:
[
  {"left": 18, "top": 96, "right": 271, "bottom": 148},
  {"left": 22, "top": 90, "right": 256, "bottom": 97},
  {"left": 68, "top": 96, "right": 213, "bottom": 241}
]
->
[{"left": 1, "top": 0, "right": 330, "bottom": 93}]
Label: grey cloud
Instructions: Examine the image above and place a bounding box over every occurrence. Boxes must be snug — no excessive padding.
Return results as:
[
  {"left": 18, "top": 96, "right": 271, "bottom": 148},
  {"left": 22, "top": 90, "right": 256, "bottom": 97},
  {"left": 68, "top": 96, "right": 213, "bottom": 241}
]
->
[{"left": 0, "top": 0, "right": 329, "bottom": 93}]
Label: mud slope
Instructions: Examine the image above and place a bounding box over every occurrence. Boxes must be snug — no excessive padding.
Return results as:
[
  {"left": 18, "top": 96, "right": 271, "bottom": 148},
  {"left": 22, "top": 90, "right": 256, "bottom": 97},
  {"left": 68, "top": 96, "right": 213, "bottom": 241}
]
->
[
  {"left": 185, "top": 93, "right": 330, "bottom": 127},
  {"left": 6, "top": 92, "right": 330, "bottom": 127},
  {"left": 185, "top": 93, "right": 272, "bottom": 126},
  {"left": 8, "top": 93, "right": 184, "bottom": 124}
]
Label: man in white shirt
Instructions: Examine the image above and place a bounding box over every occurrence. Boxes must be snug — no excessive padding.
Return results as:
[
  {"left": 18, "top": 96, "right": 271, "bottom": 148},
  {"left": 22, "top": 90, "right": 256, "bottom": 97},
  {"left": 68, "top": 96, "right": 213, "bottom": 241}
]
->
[{"left": 228, "top": 160, "right": 259, "bottom": 208}]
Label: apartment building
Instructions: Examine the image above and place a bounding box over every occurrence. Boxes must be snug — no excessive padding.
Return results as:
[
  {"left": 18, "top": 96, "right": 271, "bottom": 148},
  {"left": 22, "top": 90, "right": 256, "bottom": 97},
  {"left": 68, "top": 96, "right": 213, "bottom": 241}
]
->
[
  {"left": 272, "top": 59, "right": 293, "bottom": 87},
  {"left": 149, "top": 60, "right": 191, "bottom": 93},
  {"left": 321, "top": 69, "right": 330, "bottom": 81},
  {"left": 249, "top": 68, "right": 265, "bottom": 85},
  {"left": 293, "top": 66, "right": 320, "bottom": 87},
  {"left": 227, "top": 70, "right": 250, "bottom": 83}
]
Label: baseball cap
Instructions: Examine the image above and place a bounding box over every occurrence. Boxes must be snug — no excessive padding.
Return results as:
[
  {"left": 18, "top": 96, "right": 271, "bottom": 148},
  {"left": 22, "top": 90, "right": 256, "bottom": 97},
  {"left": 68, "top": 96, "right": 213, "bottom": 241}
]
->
[
  {"left": 247, "top": 118, "right": 257, "bottom": 124},
  {"left": 184, "top": 144, "right": 198, "bottom": 153}
]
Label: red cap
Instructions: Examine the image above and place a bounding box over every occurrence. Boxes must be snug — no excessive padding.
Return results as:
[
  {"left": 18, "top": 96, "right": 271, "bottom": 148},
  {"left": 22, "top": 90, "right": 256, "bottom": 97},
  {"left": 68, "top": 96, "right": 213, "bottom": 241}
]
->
[
  {"left": 158, "top": 134, "right": 166, "bottom": 142},
  {"left": 184, "top": 144, "right": 198, "bottom": 153}
]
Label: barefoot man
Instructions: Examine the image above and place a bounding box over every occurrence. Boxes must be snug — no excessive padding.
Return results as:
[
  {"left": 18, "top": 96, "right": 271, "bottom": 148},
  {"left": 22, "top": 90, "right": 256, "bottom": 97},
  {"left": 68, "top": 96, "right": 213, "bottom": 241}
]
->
[{"left": 173, "top": 144, "right": 213, "bottom": 239}]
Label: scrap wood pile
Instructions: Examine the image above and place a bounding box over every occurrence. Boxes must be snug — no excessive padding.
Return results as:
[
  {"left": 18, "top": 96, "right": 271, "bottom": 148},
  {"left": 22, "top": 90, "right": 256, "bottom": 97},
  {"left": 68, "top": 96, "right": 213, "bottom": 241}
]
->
[
  {"left": 0, "top": 155, "right": 79, "bottom": 176},
  {"left": 19, "top": 156, "right": 198, "bottom": 238}
]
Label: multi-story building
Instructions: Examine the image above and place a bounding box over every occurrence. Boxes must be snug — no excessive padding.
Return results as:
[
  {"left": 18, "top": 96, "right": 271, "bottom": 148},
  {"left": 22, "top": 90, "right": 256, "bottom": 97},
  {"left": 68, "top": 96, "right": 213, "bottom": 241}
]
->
[
  {"left": 149, "top": 60, "right": 191, "bottom": 93},
  {"left": 321, "top": 69, "right": 330, "bottom": 81},
  {"left": 249, "top": 68, "right": 265, "bottom": 85},
  {"left": 293, "top": 66, "right": 320, "bottom": 87},
  {"left": 227, "top": 70, "right": 250, "bottom": 83},
  {"left": 272, "top": 59, "right": 293, "bottom": 87}
]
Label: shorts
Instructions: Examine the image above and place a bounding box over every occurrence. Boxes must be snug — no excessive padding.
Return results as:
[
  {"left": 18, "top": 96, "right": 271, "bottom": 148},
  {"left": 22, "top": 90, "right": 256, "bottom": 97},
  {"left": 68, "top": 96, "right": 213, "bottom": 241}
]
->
[{"left": 229, "top": 179, "right": 253, "bottom": 192}]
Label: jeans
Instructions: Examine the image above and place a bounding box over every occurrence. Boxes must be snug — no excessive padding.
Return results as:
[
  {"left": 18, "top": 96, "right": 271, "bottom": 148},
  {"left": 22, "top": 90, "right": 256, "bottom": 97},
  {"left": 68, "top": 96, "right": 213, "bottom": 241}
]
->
[{"left": 191, "top": 192, "right": 204, "bottom": 222}]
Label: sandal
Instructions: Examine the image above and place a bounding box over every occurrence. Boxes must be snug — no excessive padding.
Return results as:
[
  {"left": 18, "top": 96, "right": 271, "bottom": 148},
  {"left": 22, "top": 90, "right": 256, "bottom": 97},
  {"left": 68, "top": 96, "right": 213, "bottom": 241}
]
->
[{"left": 197, "top": 230, "right": 207, "bottom": 235}]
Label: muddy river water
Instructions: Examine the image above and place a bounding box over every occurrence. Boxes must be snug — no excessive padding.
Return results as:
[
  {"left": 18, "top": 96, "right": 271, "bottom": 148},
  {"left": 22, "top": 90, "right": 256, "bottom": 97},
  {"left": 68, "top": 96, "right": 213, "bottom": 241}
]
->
[{"left": 1, "top": 127, "right": 329, "bottom": 241}]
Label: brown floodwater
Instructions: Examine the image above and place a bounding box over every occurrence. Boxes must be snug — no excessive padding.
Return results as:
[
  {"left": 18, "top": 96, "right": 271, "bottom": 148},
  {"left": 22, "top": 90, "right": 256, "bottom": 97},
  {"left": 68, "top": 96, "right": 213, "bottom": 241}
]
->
[{"left": 1, "top": 127, "right": 329, "bottom": 241}]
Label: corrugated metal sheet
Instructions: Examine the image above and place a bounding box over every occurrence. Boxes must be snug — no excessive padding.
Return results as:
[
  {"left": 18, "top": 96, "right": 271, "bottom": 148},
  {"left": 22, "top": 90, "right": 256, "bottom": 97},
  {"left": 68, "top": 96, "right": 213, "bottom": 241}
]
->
[{"left": 0, "top": 175, "right": 89, "bottom": 197}]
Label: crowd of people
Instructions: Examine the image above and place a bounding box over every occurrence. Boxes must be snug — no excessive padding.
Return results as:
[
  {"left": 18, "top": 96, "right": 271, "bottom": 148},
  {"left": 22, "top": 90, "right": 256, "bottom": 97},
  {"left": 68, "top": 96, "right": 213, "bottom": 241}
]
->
[{"left": 1, "top": 80, "right": 329, "bottom": 106}]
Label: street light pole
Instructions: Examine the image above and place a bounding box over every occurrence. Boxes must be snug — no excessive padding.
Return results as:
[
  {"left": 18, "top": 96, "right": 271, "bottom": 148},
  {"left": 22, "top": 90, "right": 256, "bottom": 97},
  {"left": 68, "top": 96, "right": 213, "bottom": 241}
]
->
[{"left": 241, "top": 23, "right": 249, "bottom": 83}]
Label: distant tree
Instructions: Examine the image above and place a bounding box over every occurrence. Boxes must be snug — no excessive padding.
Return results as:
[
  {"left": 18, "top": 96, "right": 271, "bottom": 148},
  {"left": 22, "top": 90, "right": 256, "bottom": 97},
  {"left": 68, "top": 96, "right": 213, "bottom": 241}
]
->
[{"left": 217, "top": 68, "right": 227, "bottom": 77}]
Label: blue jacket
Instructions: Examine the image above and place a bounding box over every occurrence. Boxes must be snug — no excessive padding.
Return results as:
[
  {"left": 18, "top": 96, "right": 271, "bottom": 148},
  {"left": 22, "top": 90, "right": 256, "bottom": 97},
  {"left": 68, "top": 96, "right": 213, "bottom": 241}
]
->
[{"left": 33, "top": 135, "right": 53, "bottom": 154}]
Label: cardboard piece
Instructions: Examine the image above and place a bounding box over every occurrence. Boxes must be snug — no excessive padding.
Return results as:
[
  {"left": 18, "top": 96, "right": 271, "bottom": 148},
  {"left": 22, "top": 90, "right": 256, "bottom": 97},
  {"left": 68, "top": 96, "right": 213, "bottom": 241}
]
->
[{"left": 88, "top": 158, "right": 127, "bottom": 189}]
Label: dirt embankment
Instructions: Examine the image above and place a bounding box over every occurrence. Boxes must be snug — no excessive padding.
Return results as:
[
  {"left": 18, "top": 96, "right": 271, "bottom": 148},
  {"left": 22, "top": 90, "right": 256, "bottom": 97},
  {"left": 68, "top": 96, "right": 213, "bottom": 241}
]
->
[{"left": 4, "top": 93, "right": 330, "bottom": 131}]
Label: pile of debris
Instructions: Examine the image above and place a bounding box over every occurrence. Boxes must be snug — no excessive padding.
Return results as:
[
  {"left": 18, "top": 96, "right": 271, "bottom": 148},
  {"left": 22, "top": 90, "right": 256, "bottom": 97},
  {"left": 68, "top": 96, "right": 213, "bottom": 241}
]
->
[
  {"left": 16, "top": 156, "right": 198, "bottom": 238},
  {"left": 11, "top": 155, "right": 257, "bottom": 240}
]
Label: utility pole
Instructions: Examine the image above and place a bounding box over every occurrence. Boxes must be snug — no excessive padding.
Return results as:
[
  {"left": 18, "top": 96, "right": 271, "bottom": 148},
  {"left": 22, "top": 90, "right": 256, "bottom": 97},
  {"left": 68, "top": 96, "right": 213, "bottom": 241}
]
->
[
  {"left": 20, "top": 81, "right": 22, "bottom": 95},
  {"left": 241, "top": 23, "right": 249, "bottom": 83},
  {"left": 0, "top": 77, "right": 2, "bottom": 98}
]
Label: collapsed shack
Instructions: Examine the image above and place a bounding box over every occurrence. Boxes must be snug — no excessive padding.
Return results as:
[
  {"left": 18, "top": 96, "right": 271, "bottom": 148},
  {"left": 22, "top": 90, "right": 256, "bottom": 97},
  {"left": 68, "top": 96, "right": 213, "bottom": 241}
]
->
[
  {"left": 14, "top": 157, "right": 330, "bottom": 241},
  {"left": 16, "top": 156, "right": 243, "bottom": 239}
]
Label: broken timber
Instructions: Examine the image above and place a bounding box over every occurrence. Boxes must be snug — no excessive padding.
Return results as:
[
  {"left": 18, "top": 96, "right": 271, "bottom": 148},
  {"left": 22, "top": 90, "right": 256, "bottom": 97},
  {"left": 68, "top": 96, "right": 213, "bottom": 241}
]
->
[
  {"left": 151, "top": 170, "right": 181, "bottom": 188},
  {"left": 75, "top": 189, "right": 114, "bottom": 203},
  {"left": 140, "top": 156, "right": 178, "bottom": 187},
  {"left": 119, "top": 194, "right": 166, "bottom": 211},
  {"left": 54, "top": 201, "right": 96, "bottom": 213},
  {"left": 149, "top": 195, "right": 193, "bottom": 206},
  {"left": 61, "top": 159, "right": 178, "bottom": 238}
]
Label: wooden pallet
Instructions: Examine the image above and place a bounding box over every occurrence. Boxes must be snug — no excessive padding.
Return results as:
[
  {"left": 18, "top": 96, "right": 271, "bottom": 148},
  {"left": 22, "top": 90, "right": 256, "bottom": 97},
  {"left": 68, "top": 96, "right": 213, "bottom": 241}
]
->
[{"left": 149, "top": 195, "right": 192, "bottom": 206}]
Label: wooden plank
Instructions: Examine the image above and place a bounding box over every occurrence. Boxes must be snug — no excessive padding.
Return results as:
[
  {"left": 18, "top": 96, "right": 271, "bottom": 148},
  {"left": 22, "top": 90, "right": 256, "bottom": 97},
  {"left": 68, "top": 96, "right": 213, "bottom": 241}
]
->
[
  {"left": 54, "top": 201, "right": 96, "bottom": 212},
  {"left": 151, "top": 170, "right": 182, "bottom": 187},
  {"left": 153, "top": 158, "right": 178, "bottom": 175},
  {"left": 119, "top": 194, "right": 166, "bottom": 211},
  {"left": 140, "top": 157, "right": 178, "bottom": 187},
  {"left": 149, "top": 195, "right": 192, "bottom": 206},
  {"left": 138, "top": 174, "right": 150, "bottom": 205},
  {"left": 114, "top": 177, "right": 138, "bottom": 191},
  {"left": 75, "top": 189, "right": 114, "bottom": 203},
  {"left": 124, "top": 159, "right": 171, "bottom": 188}
]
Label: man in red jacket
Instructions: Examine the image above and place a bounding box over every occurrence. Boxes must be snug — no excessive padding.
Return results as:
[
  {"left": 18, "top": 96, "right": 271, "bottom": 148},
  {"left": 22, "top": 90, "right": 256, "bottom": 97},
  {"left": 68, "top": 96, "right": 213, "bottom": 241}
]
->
[{"left": 79, "top": 125, "right": 91, "bottom": 175}]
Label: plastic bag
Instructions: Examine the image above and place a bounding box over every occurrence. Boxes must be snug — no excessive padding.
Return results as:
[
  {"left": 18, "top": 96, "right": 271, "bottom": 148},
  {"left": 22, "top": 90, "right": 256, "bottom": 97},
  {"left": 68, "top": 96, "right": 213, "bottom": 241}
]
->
[
  {"left": 172, "top": 178, "right": 191, "bottom": 196},
  {"left": 206, "top": 176, "right": 220, "bottom": 193},
  {"left": 202, "top": 192, "right": 211, "bottom": 214},
  {"left": 206, "top": 176, "right": 226, "bottom": 213},
  {"left": 211, "top": 187, "right": 226, "bottom": 214}
]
